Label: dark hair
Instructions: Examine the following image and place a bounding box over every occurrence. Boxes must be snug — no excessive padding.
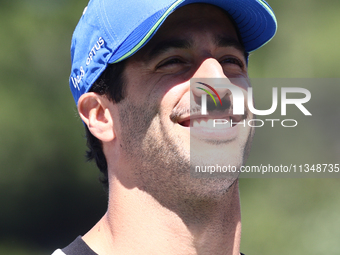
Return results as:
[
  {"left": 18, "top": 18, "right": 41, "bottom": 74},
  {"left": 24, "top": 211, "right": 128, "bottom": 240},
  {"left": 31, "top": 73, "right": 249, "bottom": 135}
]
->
[{"left": 85, "top": 61, "right": 126, "bottom": 189}]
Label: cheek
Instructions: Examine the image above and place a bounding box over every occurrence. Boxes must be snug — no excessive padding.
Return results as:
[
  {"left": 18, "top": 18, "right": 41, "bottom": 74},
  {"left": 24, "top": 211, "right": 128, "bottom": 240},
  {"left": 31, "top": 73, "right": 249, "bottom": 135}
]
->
[
  {"left": 159, "top": 81, "right": 189, "bottom": 113},
  {"left": 230, "top": 77, "right": 250, "bottom": 90}
]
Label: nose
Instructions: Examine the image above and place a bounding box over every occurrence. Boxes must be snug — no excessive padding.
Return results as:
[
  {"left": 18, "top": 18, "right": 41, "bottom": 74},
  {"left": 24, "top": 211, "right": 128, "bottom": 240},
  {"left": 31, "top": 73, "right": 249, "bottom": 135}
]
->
[
  {"left": 191, "top": 58, "right": 230, "bottom": 98},
  {"left": 193, "top": 58, "right": 226, "bottom": 78}
]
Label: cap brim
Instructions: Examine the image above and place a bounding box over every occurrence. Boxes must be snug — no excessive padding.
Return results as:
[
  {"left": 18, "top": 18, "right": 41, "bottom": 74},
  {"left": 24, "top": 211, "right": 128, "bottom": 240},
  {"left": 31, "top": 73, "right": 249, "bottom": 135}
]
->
[{"left": 110, "top": 0, "right": 277, "bottom": 63}]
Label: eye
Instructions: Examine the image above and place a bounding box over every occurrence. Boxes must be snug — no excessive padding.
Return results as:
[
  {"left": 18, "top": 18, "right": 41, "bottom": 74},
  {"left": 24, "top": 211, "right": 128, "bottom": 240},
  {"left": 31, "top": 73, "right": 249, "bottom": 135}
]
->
[
  {"left": 220, "top": 56, "right": 244, "bottom": 69},
  {"left": 156, "top": 57, "right": 185, "bottom": 69}
]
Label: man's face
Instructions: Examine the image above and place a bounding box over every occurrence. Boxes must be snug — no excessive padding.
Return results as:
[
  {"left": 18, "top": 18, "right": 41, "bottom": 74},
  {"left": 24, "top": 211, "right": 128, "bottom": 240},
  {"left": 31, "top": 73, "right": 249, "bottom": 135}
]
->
[{"left": 109, "top": 4, "right": 254, "bottom": 201}]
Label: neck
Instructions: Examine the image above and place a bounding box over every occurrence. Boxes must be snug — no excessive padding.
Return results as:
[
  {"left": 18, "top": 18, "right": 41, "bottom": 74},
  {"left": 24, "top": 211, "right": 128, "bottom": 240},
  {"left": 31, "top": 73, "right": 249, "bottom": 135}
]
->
[{"left": 83, "top": 179, "right": 241, "bottom": 255}]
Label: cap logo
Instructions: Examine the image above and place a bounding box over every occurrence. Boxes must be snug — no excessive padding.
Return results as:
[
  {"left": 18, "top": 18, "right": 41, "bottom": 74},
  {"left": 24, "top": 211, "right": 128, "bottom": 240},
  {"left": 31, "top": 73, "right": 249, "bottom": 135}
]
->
[
  {"left": 86, "top": 37, "right": 105, "bottom": 66},
  {"left": 71, "top": 66, "right": 85, "bottom": 91}
]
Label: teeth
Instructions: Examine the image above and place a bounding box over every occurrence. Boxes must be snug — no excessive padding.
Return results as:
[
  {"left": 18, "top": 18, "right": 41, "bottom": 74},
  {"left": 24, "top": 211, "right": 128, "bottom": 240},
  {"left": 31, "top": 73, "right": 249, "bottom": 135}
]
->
[
  {"left": 191, "top": 118, "right": 232, "bottom": 128},
  {"left": 200, "top": 120, "right": 208, "bottom": 127},
  {"left": 215, "top": 119, "right": 231, "bottom": 129}
]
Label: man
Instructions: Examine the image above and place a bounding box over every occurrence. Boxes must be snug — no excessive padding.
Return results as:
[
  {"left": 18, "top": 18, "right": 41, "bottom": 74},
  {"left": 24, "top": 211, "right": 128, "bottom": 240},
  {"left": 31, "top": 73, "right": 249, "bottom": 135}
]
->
[{"left": 53, "top": 0, "right": 276, "bottom": 254}]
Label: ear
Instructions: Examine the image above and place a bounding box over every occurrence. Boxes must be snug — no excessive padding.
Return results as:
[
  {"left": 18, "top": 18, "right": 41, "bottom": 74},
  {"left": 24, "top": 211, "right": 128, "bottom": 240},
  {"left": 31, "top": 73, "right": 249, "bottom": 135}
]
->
[{"left": 78, "top": 92, "right": 115, "bottom": 142}]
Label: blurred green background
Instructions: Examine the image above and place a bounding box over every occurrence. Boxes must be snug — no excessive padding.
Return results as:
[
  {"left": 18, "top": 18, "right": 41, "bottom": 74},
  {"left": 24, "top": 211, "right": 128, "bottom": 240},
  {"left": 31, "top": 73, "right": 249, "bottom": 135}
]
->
[{"left": 0, "top": 0, "right": 339, "bottom": 254}]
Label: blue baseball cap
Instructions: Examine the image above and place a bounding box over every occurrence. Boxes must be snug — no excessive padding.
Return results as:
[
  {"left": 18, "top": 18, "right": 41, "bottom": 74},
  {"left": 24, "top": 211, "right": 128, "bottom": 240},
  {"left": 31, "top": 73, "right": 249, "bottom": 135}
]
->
[{"left": 70, "top": 0, "right": 277, "bottom": 104}]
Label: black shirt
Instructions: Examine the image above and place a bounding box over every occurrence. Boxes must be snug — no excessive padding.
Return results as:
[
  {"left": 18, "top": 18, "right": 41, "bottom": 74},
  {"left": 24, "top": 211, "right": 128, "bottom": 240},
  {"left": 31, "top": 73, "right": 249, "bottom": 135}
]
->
[
  {"left": 61, "top": 236, "right": 246, "bottom": 255},
  {"left": 62, "top": 236, "right": 97, "bottom": 255}
]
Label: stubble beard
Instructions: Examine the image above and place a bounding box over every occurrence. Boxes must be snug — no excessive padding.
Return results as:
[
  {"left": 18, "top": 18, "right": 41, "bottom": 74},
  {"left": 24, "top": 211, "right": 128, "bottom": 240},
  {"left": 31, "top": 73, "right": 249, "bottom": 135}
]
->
[{"left": 117, "top": 98, "right": 253, "bottom": 210}]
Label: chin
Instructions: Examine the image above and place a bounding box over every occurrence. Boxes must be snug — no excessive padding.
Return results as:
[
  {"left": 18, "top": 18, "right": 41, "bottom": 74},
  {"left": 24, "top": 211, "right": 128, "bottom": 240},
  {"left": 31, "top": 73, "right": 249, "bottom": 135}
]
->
[{"left": 182, "top": 176, "right": 239, "bottom": 202}]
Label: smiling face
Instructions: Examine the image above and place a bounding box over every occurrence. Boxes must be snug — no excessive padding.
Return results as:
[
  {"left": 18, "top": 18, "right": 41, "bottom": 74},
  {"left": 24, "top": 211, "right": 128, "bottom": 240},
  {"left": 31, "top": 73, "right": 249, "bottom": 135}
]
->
[{"left": 109, "top": 4, "right": 254, "bottom": 201}]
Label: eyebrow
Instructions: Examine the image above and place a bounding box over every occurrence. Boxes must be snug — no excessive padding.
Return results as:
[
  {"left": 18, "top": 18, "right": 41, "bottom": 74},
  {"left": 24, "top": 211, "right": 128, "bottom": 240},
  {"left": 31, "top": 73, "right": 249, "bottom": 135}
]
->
[
  {"left": 214, "top": 35, "right": 245, "bottom": 52},
  {"left": 146, "top": 39, "right": 193, "bottom": 60}
]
